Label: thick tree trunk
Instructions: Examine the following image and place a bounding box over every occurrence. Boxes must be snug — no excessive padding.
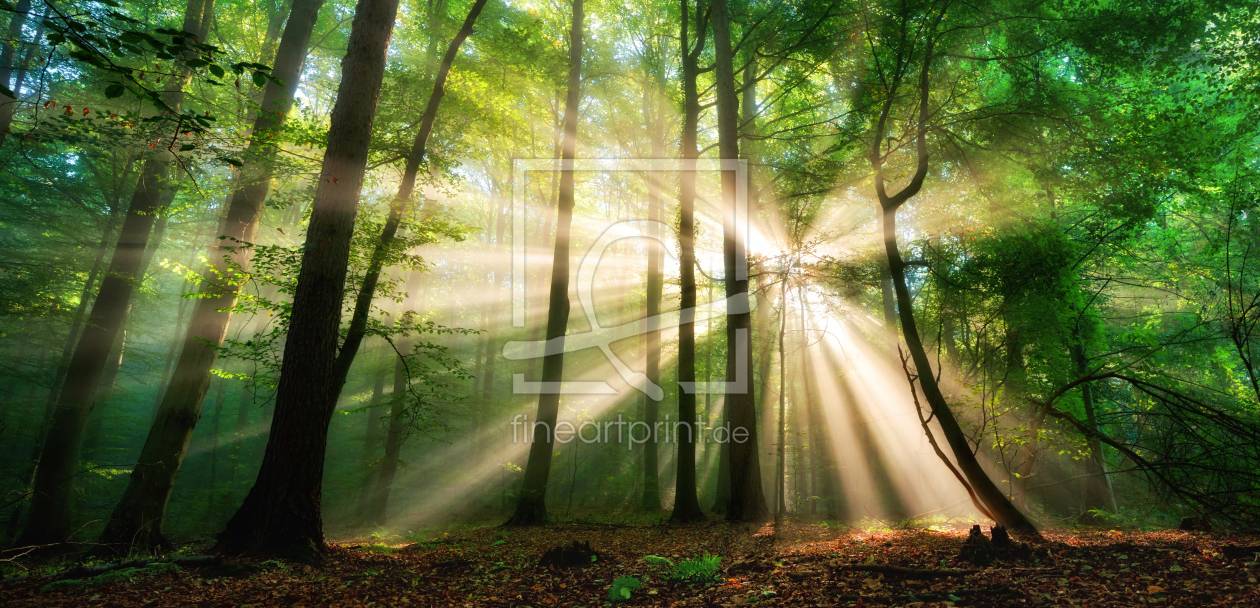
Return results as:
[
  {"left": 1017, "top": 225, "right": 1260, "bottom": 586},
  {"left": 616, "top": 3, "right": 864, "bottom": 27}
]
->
[
  {"left": 17, "top": 0, "right": 213, "bottom": 549},
  {"left": 711, "top": 0, "right": 768, "bottom": 523},
  {"left": 670, "top": 0, "right": 706, "bottom": 523},
  {"left": 506, "top": 0, "right": 583, "bottom": 526},
  {"left": 215, "top": 0, "right": 400, "bottom": 562},
  {"left": 97, "top": 0, "right": 326, "bottom": 553}
]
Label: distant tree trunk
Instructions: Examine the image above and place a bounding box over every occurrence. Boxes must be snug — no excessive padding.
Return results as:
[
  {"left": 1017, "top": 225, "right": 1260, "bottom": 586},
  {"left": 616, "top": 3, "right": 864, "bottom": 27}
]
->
[
  {"left": 215, "top": 0, "right": 401, "bottom": 562},
  {"left": 670, "top": 0, "right": 707, "bottom": 524},
  {"left": 506, "top": 0, "right": 583, "bottom": 526},
  {"left": 775, "top": 278, "right": 788, "bottom": 520},
  {"left": 479, "top": 193, "right": 508, "bottom": 467},
  {"left": 639, "top": 45, "right": 665, "bottom": 512},
  {"left": 17, "top": 0, "right": 213, "bottom": 549},
  {"left": 0, "top": 0, "right": 32, "bottom": 150},
  {"left": 364, "top": 353, "right": 408, "bottom": 525},
  {"left": 97, "top": 0, "right": 326, "bottom": 553},
  {"left": 355, "top": 368, "right": 388, "bottom": 519},
  {"left": 711, "top": 0, "right": 767, "bottom": 523},
  {"left": 208, "top": 379, "right": 226, "bottom": 506},
  {"left": 1072, "top": 323, "right": 1117, "bottom": 513},
  {"left": 870, "top": 22, "right": 1038, "bottom": 536}
]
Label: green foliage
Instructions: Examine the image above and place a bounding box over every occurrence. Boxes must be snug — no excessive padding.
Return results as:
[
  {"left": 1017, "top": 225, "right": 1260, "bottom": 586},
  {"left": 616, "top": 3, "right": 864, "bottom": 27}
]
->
[
  {"left": 666, "top": 554, "right": 722, "bottom": 583},
  {"left": 607, "top": 575, "right": 641, "bottom": 602}
]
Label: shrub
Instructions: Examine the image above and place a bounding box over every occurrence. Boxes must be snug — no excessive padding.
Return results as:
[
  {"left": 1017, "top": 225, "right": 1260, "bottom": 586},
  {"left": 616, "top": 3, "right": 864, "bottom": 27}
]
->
[{"left": 608, "top": 575, "right": 642, "bottom": 601}]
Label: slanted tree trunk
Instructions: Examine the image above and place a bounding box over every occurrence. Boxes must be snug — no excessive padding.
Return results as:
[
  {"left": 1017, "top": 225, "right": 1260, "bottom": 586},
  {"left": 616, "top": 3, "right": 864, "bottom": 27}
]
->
[
  {"left": 506, "top": 0, "right": 583, "bottom": 526},
  {"left": 711, "top": 0, "right": 768, "bottom": 523},
  {"left": 17, "top": 0, "right": 213, "bottom": 550},
  {"left": 328, "top": 0, "right": 489, "bottom": 398},
  {"left": 215, "top": 0, "right": 401, "bottom": 562},
  {"left": 96, "top": 0, "right": 327, "bottom": 553},
  {"left": 869, "top": 14, "right": 1039, "bottom": 537}
]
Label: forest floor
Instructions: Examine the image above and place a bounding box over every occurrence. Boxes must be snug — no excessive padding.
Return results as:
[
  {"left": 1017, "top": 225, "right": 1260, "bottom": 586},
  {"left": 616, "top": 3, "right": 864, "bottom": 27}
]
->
[{"left": 1, "top": 520, "right": 1258, "bottom": 607}]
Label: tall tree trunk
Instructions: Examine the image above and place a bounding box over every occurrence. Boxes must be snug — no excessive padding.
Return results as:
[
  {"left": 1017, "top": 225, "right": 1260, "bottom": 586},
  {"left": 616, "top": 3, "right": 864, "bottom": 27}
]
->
[
  {"left": 506, "top": 0, "right": 583, "bottom": 526},
  {"left": 17, "top": 0, "right": 213, "bottom": 549},
  {"left": 711, "top": 0, "right": 767, "bottom": 523},
  {"left": 775, "top": 277, "right": 789, "bottom": 520},
  {"left": 97, "top": 0, "right": 327, "bottom": 553},
  {"left": 215, "top": 0, "right": 401, "bottom": 562},
  {"left": 327, "top": 0, "right": 489, "bottom": 397},
  {"left": 870, "top": 20, "right": 1038, "bottom": 536},
  {"left": 640, "top": 45, "right": 664, "bottom": 512},
  {"left": 670, "top": 0, "right": 706, "bottom": 523}
]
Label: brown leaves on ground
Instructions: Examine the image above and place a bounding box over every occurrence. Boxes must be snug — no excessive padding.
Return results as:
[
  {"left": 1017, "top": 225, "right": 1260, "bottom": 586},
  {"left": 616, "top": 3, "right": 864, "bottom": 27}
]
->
[{"left": 2, "top": 523, "right": 1258, "bottom": 607}]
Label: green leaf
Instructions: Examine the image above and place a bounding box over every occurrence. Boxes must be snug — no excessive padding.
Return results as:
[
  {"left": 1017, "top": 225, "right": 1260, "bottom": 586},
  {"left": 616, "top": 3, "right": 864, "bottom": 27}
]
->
[
  {"left": 179, "top": 143, "right": 196, "bottom": 151},
  {"left": 1169, "top": 565, "right": 1183, "bottom": 572},
  {"left": 0, "top": 83, "right": 14, "bottom": 99},
  {"left": 104, "top": 84, "right": 125, "bottom": 98},
  {"left": 208, "top": 64, "right": 225, "bottom": 78},
  {"left": 252, "top": 71, "right": 267, "bottom": 87}
]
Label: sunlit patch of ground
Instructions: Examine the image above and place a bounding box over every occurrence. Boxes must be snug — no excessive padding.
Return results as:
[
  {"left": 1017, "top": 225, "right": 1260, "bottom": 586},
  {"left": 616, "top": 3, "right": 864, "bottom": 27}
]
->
[{"left": 2, "top": 522, "right": 1258, "bottom": 606}]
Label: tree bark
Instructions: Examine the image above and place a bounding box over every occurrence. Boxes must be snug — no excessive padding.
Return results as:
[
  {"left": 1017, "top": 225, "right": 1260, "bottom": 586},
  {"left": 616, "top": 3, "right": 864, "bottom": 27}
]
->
[
  {"left": 215, "top": 0, "right": 400, "bottom": 561},
  {"left": 711, "top": 0, "right": 768, "bottom": 523},
  {"left": 97, "top": 0, "right": 326, "bottom": 553},
  {"left": 17, "top": 0, "right": 213, "bottom": 549},
  {"left": 506, "top": 0, "right": 583, "bottom": 526}
]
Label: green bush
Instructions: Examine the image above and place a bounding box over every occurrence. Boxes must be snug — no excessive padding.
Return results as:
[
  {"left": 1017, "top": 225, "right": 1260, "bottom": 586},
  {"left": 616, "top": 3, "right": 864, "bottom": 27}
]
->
[{"left": 608, "top": 575, "right": 642, "bottom": 601}]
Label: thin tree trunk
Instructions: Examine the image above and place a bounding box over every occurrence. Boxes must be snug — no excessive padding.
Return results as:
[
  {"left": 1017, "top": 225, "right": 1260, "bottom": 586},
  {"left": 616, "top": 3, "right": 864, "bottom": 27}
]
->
[
  {"left": 215, "top": 0, "right": 401, "bottom": 561},
  {"left": 506, "top": 0, "right": 583, "bottom": 526},
  {"left": 640, "top": 47, "right": 664, "bottom": 512},
  {"left": 17, "top": 0, "right": 212, "bottom": 549},
  {"left": 711, "top": 0, "right": 767, "bottom": 523},
  {"left": 775, "top": 277, "right": 787, "bottom": 520},
  {"left": 870, "top": 19, "right": 1038, "bottom": 536},
  {"left": 355, "top": 368, "right": 388, "bottom": 519},
  {"left": 1072, "top": 324, "right": 1116, "bottom": 513},
  {"left": 364, "top": 352, "right": 408, "bottom": 525},
  {"left": 670, "top": 0, "right": 707, "bottom": 523},
  {"left": 97, "top": 0, "right": 327, "bottom": 553}
]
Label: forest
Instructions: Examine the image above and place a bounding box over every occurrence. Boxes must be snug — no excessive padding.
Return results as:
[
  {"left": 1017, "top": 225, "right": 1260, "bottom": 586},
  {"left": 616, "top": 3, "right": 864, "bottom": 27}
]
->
[{"left": 1, "top": 0, "right": 1259, "bottom": 605}]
